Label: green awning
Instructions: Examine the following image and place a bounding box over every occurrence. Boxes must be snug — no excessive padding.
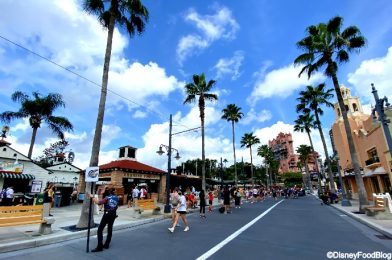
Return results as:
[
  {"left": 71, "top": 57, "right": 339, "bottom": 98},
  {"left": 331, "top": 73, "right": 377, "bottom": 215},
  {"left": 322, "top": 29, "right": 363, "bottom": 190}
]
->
[{"left": 0, "top": 173, "right": 35, "bottom": 179}]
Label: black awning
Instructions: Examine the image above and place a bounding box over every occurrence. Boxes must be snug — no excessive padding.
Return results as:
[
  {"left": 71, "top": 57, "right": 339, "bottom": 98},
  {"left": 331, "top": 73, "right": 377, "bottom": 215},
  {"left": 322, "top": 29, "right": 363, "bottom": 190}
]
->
[{"left": 0, "top": 173, "right": 35, "bottom": 180}]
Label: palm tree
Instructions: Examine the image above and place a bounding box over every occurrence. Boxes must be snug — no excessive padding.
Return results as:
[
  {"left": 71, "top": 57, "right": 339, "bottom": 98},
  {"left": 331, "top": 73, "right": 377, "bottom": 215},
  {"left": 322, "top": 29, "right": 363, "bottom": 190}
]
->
[
  {"left": 221, "top": 104, "right": 243, "bottom": 185},
  {"left": 257, "top": 144, "right": 275, "bottom": 186},
  {"left": 184, "top": 73, "right": 218, "bottom": 191},
  {"left": 78, "top": 0, "right": 149, "bottom": 228},
  {"left": 294, "top": 113, "right": 316, "bottom": 150},
  {"left": 240, "top": 132, "right": 260, "bottom": 185},
  {"left": 0, "top": 91, "right": 73, "bottom": 158},
  {"left": 296, "top": 144, "right": 313, "bottom": 189},
  {"left": 296, "top": 83, "right": 336, "bottom": 193},
  {"left": 294, "top": 16, "right": 368, "bottom": 210}
]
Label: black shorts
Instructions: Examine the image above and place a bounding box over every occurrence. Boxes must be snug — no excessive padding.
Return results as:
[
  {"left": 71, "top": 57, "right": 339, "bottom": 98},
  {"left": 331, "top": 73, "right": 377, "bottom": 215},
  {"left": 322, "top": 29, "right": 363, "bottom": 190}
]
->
[
  {"left": 209, "top": 200, "right": 213, "bottom": 205},
  {"left": 177, "top": 211, "right": 187, "bottom": 215}
]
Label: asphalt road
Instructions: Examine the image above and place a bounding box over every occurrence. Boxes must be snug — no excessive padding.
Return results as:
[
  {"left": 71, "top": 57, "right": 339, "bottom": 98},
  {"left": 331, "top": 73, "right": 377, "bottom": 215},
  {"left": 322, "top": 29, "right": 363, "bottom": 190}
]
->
[{"left": 1, "top": 196, "right": 392, "bottom": 260}]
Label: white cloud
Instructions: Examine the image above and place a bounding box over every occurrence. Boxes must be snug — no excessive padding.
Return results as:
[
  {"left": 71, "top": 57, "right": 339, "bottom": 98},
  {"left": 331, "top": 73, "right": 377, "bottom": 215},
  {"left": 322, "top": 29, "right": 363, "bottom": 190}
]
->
[
  {"left": 213, "top": 51, "right": 244, "bottom": 80},
  {"left": 247, "top": 64, "right": 325, "bottom": 105},
  {"left": 241, "top": 109, "right": 272, "bottom": 125},
  {"left": 176, "top": 6, "right": 239, "bottom": 65},
  {"left": 348, "top": 46, "right": 392, "bottom": 103},
  {"left": 133, "top": 110, "right": 147, "bottom": 119}
]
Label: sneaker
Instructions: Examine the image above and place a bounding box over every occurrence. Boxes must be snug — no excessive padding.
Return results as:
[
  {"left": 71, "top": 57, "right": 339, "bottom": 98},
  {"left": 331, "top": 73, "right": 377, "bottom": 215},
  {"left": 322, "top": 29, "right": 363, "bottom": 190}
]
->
[
  {"left": 184, "top": 226, "right": 189, "bottom": 232},
  {"left": 103, "top": 244, "right": 109, "bottom": 249},
  {"left": 168, "top": 227, "right": 174, "bottom": 233}
]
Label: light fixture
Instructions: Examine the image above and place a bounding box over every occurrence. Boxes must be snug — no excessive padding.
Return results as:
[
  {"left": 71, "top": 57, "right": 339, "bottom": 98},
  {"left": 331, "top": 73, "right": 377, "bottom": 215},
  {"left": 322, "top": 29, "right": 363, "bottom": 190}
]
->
[
  {"left": 156, "top": 146, "right": 165, "bottom": 156},
  {"left": 174, "top": 152, "right": 181, "bottom": 160}
]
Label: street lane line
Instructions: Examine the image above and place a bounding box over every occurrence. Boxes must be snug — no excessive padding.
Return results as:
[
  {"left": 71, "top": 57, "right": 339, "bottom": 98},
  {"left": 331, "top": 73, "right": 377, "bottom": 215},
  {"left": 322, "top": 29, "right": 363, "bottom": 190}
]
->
[{"left": 196, "top": 200, "right": 284, "bottom": 260}]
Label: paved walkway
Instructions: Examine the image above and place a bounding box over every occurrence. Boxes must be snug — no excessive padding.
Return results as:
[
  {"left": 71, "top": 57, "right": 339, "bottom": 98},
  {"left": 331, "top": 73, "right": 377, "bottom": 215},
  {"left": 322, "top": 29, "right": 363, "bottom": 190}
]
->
[{"left": 0, "top": 199, "right": 221, "bottom": 253}]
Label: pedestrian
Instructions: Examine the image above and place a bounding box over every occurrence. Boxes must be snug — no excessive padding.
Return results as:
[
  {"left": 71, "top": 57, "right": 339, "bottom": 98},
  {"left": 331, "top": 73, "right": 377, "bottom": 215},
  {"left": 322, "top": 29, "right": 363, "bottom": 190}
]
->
[
  {"left": 127, "top": 187, "right": 133, "bottom": 208},
  {"left": 223, "top": 186, "right": 231, "bottom": 214},
  {"left": 170, "top": 187, "right": 180, "bottom": 227},
  {"left": 132, "top": 186, "right": 140, "bottom": 207},
  {"left": 168, "top": 190, "right": 189, "bottom": 233},
  {"left": 199, "top": 190, "right": 206, "bottom": 218},
  {"left": 4, "top": 186, "right": 14, "bottom": 206},
  {"left": 43, "top": 183, "right": 54, "bottom": 216},
  {"left": 208, "top": 190, "right": 214, "bottom": 212},
  {"left": 90, "top": 188, "right": 119, "bottom": 252},
  {"left": 234, "top": 188, "right": 241, "bottom": 208}
]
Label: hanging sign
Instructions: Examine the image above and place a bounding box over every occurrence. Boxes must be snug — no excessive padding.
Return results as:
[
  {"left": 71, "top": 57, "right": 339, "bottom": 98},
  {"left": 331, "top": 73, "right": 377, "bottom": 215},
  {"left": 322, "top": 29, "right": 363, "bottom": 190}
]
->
[{"left": 85, "top": 167, "right": 99, "bottom": 182}]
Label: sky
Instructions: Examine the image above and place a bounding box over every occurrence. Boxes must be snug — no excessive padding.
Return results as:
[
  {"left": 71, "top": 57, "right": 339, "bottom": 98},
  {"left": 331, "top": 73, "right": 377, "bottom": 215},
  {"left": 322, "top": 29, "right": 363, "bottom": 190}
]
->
[{"left": 0, "top": 0, "right": 391, "bottom": 172}]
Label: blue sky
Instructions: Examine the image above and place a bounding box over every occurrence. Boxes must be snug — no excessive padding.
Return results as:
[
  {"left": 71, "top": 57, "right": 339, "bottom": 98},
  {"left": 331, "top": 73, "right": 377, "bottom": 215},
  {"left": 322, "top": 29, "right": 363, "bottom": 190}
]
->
[{"left": 0, "top": 0, "right": 391, "bottom": 170}]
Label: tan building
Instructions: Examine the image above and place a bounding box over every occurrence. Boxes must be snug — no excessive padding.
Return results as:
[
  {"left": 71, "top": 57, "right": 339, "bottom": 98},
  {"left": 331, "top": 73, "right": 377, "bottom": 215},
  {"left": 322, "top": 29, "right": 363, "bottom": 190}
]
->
[{"left": 331, "top": 85, "right": 392, "bottom": 200}]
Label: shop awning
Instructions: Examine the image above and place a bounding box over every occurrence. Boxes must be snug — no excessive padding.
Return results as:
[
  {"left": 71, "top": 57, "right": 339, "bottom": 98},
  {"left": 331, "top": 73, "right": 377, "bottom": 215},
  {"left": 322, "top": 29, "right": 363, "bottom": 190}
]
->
[
  {"left": 363, "top": 167, "right": 387, "bottom": 178},
  {"left": 0, "top": 173, "right": 35, "bottom": 179}
]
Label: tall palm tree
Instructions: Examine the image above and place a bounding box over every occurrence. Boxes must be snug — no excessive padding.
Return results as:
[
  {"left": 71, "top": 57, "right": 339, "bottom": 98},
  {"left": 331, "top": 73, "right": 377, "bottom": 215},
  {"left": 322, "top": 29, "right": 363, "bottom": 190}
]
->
[
  {"left": 296, "top": 144, "right": 313, "bottom": 189},
  {"left": 0, "top": 91, "right": 73, "bottom": 158},
  {"left": 294, "top": 16, "right": 369, "bottom": 210},
  {"left": 296, "top": 83, "right": 336, "bottom": 193},
  {"left": 294, "top": 113, "right": 316, "bottom": 150},
  {"left": 221, "top": 104, "right": 244, "bottom": 185},
  {"left": 184, "top": 73, "right": 218, "bottom": 191},
  {"left": 240, "top": 132, "right": 260, "bottom": 185},
  {"left": 78, "top": 0, "right": 149, "bottom": 228},
  {"left": 257, "top": 144, "right": 275, "bottom": 186}
]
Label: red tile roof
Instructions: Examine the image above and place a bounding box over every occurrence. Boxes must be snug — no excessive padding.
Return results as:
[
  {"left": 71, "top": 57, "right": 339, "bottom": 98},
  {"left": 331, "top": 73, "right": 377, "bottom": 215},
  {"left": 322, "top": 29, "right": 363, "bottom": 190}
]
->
[{"left": 99, "top": 160, "right": 165, "bottom": 174}]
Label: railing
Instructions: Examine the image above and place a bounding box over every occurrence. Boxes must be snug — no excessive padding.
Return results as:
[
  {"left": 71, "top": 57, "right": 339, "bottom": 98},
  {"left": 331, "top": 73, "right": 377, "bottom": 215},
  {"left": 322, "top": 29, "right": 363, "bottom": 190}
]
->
[{"left": 365, "top": 156, "right": 380, "bottom": 166}]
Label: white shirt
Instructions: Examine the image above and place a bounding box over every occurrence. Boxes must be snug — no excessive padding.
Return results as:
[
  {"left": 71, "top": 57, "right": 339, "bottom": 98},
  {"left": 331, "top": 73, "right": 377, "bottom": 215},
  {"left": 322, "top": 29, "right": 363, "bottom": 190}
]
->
[
  {"left": 6, "top": 188, "right": 14, "bottom": 198},
  {"left": 132, "top": 188, "right": 139, "bottom": 198},
  {"left": 176, "top": 195, "right": 187, "bottom": 212}
]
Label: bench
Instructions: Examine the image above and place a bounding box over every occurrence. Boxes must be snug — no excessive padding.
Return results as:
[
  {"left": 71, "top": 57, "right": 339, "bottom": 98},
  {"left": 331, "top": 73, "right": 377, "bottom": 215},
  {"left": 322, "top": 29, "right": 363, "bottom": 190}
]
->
[
  {"left": 134, "top": 198, "right": 160, "bottom": 215},
  {"left": 0, "top": 205, "right": 55, "bottom": 234},
  {"left": 365, "top": 197, "right": 392, "bottom": 220}
]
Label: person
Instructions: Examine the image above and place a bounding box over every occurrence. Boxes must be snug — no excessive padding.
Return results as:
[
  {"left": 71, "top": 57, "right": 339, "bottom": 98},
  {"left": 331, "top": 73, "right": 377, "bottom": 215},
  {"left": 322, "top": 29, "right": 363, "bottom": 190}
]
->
[
  {"left": 132, "top": 186, "right": 140, "bottom": 207},
  {"left": 99, "top": 187, "right": 110, "bottom": 211},
  {"left": 91, "top": 188, "right": 119, "bottom": 252},
  {"left": 168, "top": 190, "right": 189, "bottom": 233},
  {"left": 199, "top": 190, "right": 206, "bottom": 218},
  {"left": 127, "top": 187, "right": 133, "bottom": 208},
  {"left": 4, "top": 186, "right": 14, "bottom": 206},
  {"left": 223, "top": 186, "right": 231, "bottom": 214},
  {"left": 234, "top": 188, "right": 241, "bottom": 208},
  {"left": 170, "top": 188, "right": 180, "bottom": 227},
  {"left": 43, "top": 183, "right": 54, "bottom": 216},
  {"left": 208, "top": 190, "right": 214, "bottom": 212}
]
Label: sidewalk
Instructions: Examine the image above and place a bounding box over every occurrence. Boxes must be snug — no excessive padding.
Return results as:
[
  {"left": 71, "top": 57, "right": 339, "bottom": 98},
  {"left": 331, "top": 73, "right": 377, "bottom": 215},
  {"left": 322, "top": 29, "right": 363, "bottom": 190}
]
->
[
  {"left": 330, "top": 199, "right": 392, "bottom": 239},
  {"left": 0, "top": 199, "right": 221, "bottom": 253}
]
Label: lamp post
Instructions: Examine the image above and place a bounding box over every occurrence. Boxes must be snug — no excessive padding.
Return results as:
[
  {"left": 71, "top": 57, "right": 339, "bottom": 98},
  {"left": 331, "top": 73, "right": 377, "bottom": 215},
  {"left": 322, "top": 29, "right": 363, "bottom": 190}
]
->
[
  {"left": 371, "top": 83, "right": 392, "bottom": 159},
  {"left": 333, "top": 153, "right": 351, "bottom": 206},
  {"left": 157, "top": 114, "right": 200, "bottom": 214}
]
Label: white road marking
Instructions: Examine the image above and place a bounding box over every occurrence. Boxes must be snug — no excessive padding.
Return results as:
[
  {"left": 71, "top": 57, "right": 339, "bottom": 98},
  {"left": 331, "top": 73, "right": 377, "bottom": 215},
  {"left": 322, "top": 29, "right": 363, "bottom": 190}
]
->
[
  {"left": 196, "top": 200, "right": 284, "bottom": 260},
  {"left": 339, "top": 214, "right": 348, "bottom": 217}
]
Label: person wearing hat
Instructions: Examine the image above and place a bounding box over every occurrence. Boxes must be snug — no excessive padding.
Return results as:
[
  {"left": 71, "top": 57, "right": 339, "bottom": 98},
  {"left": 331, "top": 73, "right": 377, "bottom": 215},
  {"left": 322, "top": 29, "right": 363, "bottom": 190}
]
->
[{"left": 90, "top": 188, "right": 119, "bottom": 252}]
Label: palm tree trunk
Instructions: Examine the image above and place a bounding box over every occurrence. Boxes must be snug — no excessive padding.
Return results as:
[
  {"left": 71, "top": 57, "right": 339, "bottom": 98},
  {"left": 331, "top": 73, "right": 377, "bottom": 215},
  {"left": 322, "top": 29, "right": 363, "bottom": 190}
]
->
[
  {"left": 250, "top": 146, "right": 254, "bottom": 185},
  {"left": 76, "top": 8, "right": 116, "bottom": 229},
  {"left": 28, "top": 127, "right": 38, "bottom": 158},
  {"left": 304, "top": 159, "right": 311, "bottom": 189},
  {"left": 306, "top": 130, "right": 314, "bottom": 150},
  {"left": 232, "top": 121, "right": 237, "bottom": 185},
  {"left": 330, "top": 72, "right": 368, "bottom": 211},
  {"left": 314, "top": 111, "right": 336, "bottom": 193}
]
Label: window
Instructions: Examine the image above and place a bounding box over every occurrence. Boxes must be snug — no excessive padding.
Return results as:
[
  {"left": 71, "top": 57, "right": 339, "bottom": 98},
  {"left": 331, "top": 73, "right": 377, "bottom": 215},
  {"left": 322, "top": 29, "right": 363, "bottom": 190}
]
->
[
  {"left": 367, "top": 148, "right": 378, "bottom": 159},
  {"left": 337, "top": 108, "right": 341, "bottom": 117},
  {"left": 345, "top": 105, "right": 349, "bottom": 113},
  {"left": 119, "top": 147, "right": 125, "bottom": 158},
  {"left": 353, "top": 103, "right": 358, "bottom": 111},
  {"left": 127, "top": 148, "right": 136, "bottom": 159}
]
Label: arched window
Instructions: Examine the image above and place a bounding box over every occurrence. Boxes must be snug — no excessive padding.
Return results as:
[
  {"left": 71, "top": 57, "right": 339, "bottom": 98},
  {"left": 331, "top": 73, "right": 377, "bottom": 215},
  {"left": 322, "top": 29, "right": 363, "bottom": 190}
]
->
[
  {"left": 353, "top": 103, "right": 358, "bottom": 111},
  {"left": 337, "top": 108, "right": 341, "bottom": 117}
]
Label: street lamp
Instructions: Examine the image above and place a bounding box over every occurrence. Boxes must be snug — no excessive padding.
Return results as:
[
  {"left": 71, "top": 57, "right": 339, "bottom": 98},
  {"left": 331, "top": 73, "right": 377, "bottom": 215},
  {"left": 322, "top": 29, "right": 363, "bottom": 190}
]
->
[
  {"left": 333, "top": 153, "right": 351, "bottom": 206},
  {"left": 371, "top": 83, "right": 392, "bottom": 159}
]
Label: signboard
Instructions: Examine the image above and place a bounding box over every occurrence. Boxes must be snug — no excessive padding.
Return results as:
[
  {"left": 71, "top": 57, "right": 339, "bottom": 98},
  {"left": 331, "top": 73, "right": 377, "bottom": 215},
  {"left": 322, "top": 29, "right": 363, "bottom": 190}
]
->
[
  {"left": 31, "top": 180, "right": 43, "bottom": 193},
  {"left": 0, "top": 161, "right": 24, "bottom": 173},
  {"left": 85, "top": 167, "right": 99, "bottom": 182}
]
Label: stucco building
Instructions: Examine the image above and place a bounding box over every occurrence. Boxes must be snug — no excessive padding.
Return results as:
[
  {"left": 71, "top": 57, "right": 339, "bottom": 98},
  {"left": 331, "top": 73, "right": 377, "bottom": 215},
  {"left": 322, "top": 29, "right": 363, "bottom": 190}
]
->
[{"left": 330, "top": 85, "right": 392, "bottom": 200}]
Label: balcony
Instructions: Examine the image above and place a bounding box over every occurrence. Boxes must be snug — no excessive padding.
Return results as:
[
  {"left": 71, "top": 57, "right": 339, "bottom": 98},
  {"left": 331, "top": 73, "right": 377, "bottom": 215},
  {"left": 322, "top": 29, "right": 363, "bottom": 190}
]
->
[{"left": 365, "top": 156, "right": 381, "bottom": 169}]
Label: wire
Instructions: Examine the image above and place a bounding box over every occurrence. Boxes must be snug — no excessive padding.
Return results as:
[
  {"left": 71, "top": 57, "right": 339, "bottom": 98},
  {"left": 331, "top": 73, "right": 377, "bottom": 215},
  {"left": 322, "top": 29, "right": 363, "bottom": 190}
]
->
[{"left": 0, "top": 34, "right": 199, "bottom": 132}]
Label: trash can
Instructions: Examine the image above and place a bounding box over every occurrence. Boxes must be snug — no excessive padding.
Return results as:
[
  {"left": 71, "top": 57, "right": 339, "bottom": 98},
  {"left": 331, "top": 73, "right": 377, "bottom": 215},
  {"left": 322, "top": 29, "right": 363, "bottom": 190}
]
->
[
  {"left": 35, "top": 193, "right": 45, "bottom": 205},
  {"left": 54, "top": 194, "right": 62, "bottom": 207}
]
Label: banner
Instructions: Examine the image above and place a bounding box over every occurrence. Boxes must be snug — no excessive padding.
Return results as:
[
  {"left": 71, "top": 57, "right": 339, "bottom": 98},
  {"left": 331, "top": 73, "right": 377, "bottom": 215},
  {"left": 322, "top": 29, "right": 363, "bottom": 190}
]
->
[
  {"left": 85, "top": 167, "right": 99, "bottom": 182},
  {"left": 0, "top": 161, "right": 24, "bottom": 173}
]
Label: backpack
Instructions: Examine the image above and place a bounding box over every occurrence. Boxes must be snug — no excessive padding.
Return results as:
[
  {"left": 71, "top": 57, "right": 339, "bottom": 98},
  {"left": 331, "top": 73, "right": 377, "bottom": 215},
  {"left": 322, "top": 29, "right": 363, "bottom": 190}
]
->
[{"left": 171, "top": 194, "right": 180, "bottom": 206}]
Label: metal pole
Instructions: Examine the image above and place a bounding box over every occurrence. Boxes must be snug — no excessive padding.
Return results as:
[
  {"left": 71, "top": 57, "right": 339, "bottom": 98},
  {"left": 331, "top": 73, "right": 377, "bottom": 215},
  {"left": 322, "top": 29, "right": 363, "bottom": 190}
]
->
[
  {"left": 164, "top": 114, "right": 173, "bottom": 214},
  {"left": 372, "top": 84, "right": 392, "bottom": 159},
  {"left": 335, "top": 154, "right": 351, "bottom": 206},
  {"left": 86, "top": 182, "right": 94, "bottom": 252}
]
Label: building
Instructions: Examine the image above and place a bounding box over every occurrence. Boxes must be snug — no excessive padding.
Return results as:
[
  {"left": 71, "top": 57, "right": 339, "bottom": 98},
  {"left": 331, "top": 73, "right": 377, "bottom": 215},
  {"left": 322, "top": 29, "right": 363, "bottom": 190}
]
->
[
  {"left": 268, "top": 132, "right": 318, "bottom": 175},
  {"left": 0, "top": 140, "right": 51, "bottom": 195},
  {"left": 83, "top": 146, "right": 166, "bottom": 204},
  {"left": 330, "top": 85, "right": 392, "bottom": 200}
]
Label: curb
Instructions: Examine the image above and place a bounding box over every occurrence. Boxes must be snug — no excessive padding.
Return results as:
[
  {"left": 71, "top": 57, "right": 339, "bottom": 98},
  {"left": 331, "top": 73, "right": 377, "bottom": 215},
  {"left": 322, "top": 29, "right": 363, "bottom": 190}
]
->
[
  {"left": 0, "top": 216, "right": 166, "bottom": 254},
  {"left": 330, "top": 205, "right": 392, "bottom": 239}
]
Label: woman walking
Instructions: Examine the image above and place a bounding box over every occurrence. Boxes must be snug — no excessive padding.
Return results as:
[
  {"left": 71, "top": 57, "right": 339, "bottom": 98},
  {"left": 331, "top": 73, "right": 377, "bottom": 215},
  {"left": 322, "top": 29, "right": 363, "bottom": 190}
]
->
[
  {"left": 199, "top": 190, "right": 206, "bottom": 218},
  {"left": 208, "top": 190, "right": 214, "bottom": 212},
  {"left": 168, "top": 191, "right": 189, "bottom": 233}
]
